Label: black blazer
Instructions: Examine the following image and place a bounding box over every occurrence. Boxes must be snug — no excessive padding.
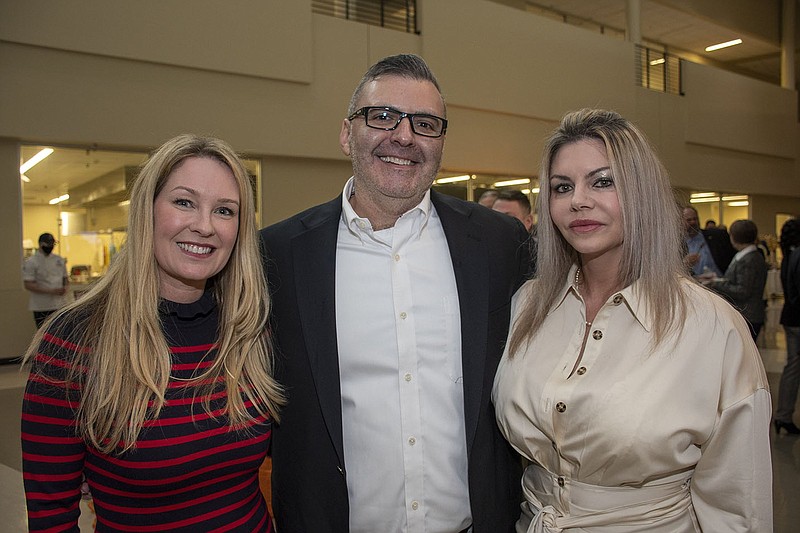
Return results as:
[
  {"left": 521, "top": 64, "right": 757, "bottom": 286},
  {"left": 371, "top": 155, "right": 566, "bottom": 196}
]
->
[
  {"left": 702, "top": 227, "right": 737, "bottom": 273},
  {"left": 260, "top": 191, "right": 529, "bottom": 533}
]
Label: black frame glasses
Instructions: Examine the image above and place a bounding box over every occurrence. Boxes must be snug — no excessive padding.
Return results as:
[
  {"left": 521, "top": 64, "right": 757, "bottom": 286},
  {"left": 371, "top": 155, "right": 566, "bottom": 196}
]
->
[{"left": 348, "top": 106, "right": 448, "bottom": 138}]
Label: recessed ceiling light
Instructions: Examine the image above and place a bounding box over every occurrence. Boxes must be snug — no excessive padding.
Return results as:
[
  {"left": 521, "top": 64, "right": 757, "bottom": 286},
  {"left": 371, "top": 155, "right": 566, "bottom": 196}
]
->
[
  {"left": 705, "top": 38, "right": 742, "bottom": 52},
  {"left": 20, "top": 148, "right": 54, "bottom": 176},
  {"left": 493, "top": 178, "right": 530, "bottom": 187},
  {"left": 435, "top": 174, "right": 471, "bottom": 184}
]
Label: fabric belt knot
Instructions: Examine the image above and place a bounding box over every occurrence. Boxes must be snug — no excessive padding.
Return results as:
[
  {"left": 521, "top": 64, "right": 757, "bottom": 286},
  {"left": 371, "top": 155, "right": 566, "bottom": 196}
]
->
[{"left": 519, "top": 463, "right": 694, "bottom": 532}]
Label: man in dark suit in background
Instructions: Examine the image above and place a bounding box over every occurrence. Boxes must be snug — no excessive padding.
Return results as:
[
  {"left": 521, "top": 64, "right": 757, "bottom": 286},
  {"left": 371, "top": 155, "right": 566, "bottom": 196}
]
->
[{"left": 260, "top": 54, "right": 527, "bottom": 533}]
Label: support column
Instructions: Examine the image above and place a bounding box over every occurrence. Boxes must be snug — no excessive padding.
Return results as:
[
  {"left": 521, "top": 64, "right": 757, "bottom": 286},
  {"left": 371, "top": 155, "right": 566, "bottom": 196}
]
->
[
  {"left": 0, "top": 139, "right": 36, "bottom": 359},
  {"left": 626, "top": 0, "right": 642, "bottom": 44},
  {"left": 781, "top": 0, "right": 796, "bottom": 90}
]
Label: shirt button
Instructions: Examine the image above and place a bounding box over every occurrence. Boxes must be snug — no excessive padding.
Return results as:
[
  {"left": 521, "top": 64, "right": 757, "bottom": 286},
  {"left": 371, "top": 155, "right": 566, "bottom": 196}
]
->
[
  {"left": 592, "top": 330, "right": 603, "bottom": 340},
  {"left": 612, "top": 294, "right": 623, "bottom": 305},
  {"left": 404, "top": 373, "right": 412, "bottom": 382},
  {"left": 357, "top": 220, "right": 366, "bottom": 229},
  {"left": 555, "top": 402, "right": 566, "bottom": 413},
  {"left": 576, "top": 367, "right": 587, "bottom": 375},
  {"left": 411, "top": 501, "right": 419, "bottom": 510},
  {"left": 394, "top": 254, "right": 401, "bottom": 262},
  {"left": 400, "top": 312, "right": 407, "bottom": 320},
  {"left": 408, "top": 436, "right": 416, "bottom": 446},
  {"left": 557, "top": 476, "right": 565, "bottom": 487}
]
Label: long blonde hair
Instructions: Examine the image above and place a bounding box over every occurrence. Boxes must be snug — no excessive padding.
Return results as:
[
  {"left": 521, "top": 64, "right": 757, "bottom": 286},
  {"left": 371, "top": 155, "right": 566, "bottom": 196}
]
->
[
  {"left": 509, "top": 109, "right": 689, "bottom": 356},
  {"left": 24, "top": 134, "right": 283, "bottom": 453}
]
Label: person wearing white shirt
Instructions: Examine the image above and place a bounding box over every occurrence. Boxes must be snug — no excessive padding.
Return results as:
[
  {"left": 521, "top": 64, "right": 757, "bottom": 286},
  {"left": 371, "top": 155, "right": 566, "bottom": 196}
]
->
[
  {"left": 260, "top": 54, "right": 530, "bottom": 533},
  {"left": 493, "top": 109, "right": 771, "bottom": 532},
  {"left": 22, "top": 232, "right": 69, "bottom": 328}
]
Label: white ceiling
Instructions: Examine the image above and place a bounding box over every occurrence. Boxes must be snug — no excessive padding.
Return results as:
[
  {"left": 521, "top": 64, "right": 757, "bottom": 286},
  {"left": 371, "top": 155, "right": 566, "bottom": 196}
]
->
[
  {"left": 19, "top": 1, "right": 792, "bottom": 206},
  {"left": 21, "top": 145, "right": 147, "bottom": 207}
]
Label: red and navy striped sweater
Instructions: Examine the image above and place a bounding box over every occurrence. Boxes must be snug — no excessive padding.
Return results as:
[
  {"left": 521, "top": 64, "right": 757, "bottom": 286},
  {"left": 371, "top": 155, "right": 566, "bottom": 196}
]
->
[{"left": 22, "top": 291, "right": 274, "bottom": 532}]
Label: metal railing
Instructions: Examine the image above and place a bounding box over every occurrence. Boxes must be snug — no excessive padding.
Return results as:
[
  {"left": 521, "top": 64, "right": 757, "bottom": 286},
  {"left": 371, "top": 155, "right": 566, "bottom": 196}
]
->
[
  {"left": 312, "top": 0, "right": 418, "bottom": 34},
  {"left": 636, "top": 45, "right": 682, "bottom": 95}
]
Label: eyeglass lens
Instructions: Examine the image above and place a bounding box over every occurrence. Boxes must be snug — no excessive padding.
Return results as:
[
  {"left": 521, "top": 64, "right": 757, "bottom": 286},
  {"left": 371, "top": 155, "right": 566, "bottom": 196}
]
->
[{"left": 362, "top": 107, "right": 445, "bottom": 137}]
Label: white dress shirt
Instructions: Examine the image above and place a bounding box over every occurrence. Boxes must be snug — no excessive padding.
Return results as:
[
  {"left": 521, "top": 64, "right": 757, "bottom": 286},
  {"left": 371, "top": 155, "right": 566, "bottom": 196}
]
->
[
  {"left": 336, "top": 177, "right": 471, "bottom": 533},
  {"left": 493, "top": 266, "right": 772, "bottom": 532}
]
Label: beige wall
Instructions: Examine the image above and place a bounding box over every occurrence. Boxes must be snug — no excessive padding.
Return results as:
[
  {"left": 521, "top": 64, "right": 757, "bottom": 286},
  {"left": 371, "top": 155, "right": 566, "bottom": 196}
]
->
[
  {"left": 1, "top": 0, "right": 800, "bottom": 357},
  {"left": 261, "top": 156, "right": 353, "bottom": 226},
  {"left": 0, "top": 0, "right": 313, "bottom": 82},
  {"left": 22, "top": 205, "right": 62, "bottom": 248}
]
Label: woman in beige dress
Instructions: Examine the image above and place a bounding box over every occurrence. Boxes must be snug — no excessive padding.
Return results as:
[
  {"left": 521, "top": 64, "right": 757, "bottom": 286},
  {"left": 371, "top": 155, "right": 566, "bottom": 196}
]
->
[{"left": 492, "top": 109, "right": 772, "bottom": 532}]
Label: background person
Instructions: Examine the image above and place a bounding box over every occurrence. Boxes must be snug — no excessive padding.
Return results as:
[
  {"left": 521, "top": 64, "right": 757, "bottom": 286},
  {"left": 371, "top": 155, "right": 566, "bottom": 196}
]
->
[
  {"left": 682, "top": 205, "right": 736, "bottom": 277},
  {"left": 22, "top": 134, "right": 284, "bottom": 532},
  {"left": 261, "top": 54, "right": 527, "bottom": 533},
  {"left": 492, "top": 109, "right": 772, "bottom": 531},
  {"left": 477, "top": 189, "right": 499, "bottom": 207},
  {"left": 775, "top": 218, "right": 800, "bottom": 435},
  {"left": 702, "top": 219, "right": 768, "bottom": 341},
  {"left": 493, "top": 189, "right": 538, "bottom": 277},
  {"left": 23, "top": 232, "right": 69, "bottom": 328},
  {"left": 492, "top": 189, "right": 534, "bottom": 233}
]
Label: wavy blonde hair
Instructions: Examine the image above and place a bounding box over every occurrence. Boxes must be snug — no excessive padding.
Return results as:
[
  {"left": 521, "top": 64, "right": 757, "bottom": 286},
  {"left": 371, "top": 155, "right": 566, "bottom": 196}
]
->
[
  {"left": 509, "top": 109, "right": 690, "bottom": 356},
  {"left": 24, "top": 134, "right": 283, "bottom": 453}
]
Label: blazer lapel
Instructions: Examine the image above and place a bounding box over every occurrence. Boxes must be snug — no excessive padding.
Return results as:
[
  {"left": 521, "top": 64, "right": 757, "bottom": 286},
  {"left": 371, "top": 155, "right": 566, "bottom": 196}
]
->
[
  {"left": 432, "top": 192, "right": 489, "bottom": 450},
  {"left": 291, "top": 197, "right": 346, "bottom": 465}
]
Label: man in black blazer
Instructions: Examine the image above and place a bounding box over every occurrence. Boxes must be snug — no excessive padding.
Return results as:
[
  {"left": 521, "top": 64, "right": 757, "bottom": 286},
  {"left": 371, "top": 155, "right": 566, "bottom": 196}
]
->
[
  {"left": 682, "top": 206, "right": 736, "bottom": 275},
  {"left": 260, "top": 54, "right": 528, "bottom": 532}
]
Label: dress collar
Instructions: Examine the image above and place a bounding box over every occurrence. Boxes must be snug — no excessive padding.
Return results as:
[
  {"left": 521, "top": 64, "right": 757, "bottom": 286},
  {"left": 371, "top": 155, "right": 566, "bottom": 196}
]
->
[{"left": 549, "top": 264, "right": 654, "bottom": 332}]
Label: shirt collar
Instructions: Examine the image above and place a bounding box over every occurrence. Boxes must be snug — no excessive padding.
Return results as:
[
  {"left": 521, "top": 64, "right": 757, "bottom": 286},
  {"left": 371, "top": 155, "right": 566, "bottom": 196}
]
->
[
  {"left": 340, "top": 176, "right": 433, "bottom": 243},
  {"left": 732, "top": 243, "right": 757, "bottom": 262},
  {"left": 549, "top": 264, "right": 654, "bottom": 332}
]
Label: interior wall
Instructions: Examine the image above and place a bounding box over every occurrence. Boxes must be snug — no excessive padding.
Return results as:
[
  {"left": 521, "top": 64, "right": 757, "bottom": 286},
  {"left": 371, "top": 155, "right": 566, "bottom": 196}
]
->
[
  {"left": 683, "top": 61, "right": 796, "bottom": 158},
  {"left": 261, "top": 156, "right": 353, "bottom": 226},
  {"left": 422, "top": 0, "right": 637, "bottom": 121},
  {"left": 22, "top": 205, "right": 62, "bottom": 247},
  {"left": 0, "top": 0, "right": 313, "bottom": 82},
  {"left": 755, "top": 193, "right": 800, "bottom": 236}
]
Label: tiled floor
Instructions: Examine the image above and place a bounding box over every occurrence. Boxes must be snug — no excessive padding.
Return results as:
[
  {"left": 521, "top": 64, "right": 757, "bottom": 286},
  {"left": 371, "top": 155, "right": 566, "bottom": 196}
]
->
[{"left": 2, "top": 329, "right": 799, "bottom": 531}]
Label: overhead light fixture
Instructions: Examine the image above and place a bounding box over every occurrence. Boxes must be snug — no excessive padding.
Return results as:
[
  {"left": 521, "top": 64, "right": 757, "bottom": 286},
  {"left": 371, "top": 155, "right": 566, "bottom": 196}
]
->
[
  {"left": 435, "top": 174, "right": 471, "bottom": 184},
  {"left": 690, "top": 196, "right": 721, "bottom": 204},
  {"left": 690, "top": 192, "right": 717, "bottom": 198},
  {"left": 20, "top": 175, "right": 30, "bottom": 183},
  {"left": 494, "top": 178, "right": 531, "bottom": 187},
  {"left": 49, "top": 194, "right": 69, "bottom": 205},
  {"left": 721, "top": 195, "right": 748, "bottom": 201},
  {"left": 20, "top": 148, "right": 54, "bottom": 176},
  {"left": 649, "top": 58, "right": 665, "bottom": 66},
  {"left": 727, "top": 200, "right": 749, "bottom": 207},
  {"left": 705, "top": 38, "right": 742, "bottom": 52}
]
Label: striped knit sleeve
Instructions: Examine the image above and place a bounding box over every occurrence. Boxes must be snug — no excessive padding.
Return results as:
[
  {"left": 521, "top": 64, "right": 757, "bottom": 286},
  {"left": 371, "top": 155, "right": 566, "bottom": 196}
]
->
[{"left": 21, "top": 330, "right": 87, "bottom": 533}]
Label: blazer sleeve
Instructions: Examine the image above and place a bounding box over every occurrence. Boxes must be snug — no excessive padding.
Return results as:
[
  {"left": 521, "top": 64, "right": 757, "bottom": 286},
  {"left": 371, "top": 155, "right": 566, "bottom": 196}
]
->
[{"left": 711, "top": 254, "right": 767, "bottom": 304}]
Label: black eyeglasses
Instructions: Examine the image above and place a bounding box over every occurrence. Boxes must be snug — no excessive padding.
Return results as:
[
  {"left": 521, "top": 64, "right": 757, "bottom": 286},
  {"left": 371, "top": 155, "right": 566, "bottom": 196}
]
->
[{"left": 348, "top": 106, "right": 448, "bottom": 138}]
